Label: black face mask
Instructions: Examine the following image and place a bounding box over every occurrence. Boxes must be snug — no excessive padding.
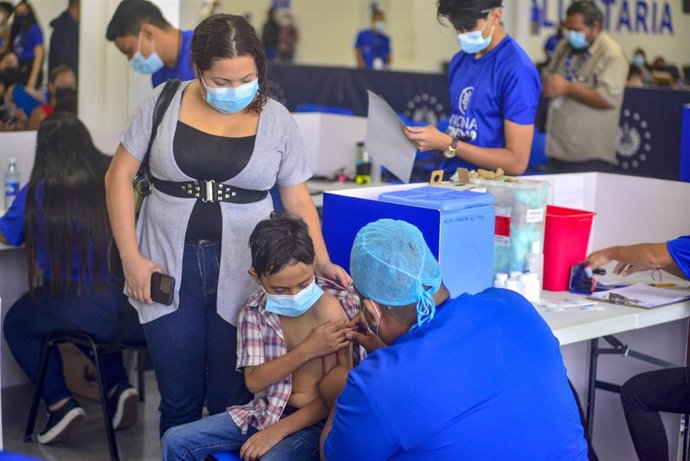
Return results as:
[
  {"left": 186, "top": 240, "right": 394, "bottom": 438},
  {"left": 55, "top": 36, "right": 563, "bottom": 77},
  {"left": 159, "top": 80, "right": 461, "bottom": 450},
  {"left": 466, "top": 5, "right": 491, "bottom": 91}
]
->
[
  {"left": 1, "top": 67, "right": 21, "bottom": 87},
  {"left": 55, "top": 87, "right": 77, "bottom": 102}
]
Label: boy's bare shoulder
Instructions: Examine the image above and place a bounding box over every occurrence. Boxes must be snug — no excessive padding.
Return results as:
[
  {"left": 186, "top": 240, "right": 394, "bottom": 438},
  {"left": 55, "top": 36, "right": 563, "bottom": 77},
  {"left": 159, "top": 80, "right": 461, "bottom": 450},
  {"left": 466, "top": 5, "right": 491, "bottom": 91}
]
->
[{"left": 316, "top": 291, "right": 348, "bottom": 322}]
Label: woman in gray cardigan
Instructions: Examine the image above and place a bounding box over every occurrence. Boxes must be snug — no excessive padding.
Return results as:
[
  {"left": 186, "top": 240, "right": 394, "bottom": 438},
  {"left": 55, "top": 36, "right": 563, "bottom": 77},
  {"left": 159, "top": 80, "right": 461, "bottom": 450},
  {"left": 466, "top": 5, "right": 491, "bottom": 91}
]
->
[{"left": 104, "top": 14, "right": 349, "bottom": 438}]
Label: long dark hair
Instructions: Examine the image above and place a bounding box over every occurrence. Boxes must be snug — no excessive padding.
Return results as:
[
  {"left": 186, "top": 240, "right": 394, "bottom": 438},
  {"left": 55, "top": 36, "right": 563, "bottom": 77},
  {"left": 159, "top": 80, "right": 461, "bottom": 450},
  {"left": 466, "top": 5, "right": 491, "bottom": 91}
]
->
[
  {"left": 191, "top": 14, "right": 269, "bottom": 114},
  {"left": 25, "top": 112, "right": 112, "bottom": 296},
  {"left": 9, "top": 1, "right": 39, "bottom": 51}
]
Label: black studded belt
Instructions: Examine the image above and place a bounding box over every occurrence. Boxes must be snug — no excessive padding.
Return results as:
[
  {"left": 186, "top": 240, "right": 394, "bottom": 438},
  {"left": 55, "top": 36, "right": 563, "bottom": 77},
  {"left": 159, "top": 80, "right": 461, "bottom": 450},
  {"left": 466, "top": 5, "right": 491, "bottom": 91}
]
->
[{"left": 151, "top": 177, "right": 269, "bottom": 204}]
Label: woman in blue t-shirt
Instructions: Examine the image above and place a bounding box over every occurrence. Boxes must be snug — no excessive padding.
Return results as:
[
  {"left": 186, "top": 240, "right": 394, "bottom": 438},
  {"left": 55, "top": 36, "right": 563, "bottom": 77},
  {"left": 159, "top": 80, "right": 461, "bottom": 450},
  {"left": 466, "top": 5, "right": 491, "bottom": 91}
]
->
[
  {"left": 588, "top": 237, "right": 690, "bottom": 461},
  {"left": 9, "top": 0, "right": 44, "bottom": 89},
  {"left": 1, "top": 113, "right": 144, "bottom": 445},
  {"left": 404, "top": 0, "right": 541, "bottom": 177}
]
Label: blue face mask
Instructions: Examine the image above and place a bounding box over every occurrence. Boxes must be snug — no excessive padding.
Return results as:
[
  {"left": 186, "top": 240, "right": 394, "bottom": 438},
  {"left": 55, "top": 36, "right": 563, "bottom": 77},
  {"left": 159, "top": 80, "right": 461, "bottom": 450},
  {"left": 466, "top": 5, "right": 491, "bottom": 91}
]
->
[
  {"left": 264, "top": 279, "right": 324, "bottom": 317},
  {"left": 632, "top": 55, "right": 645, "bottom": 67},
  {"left": 567, "top": 30, "right": 590, "bottom": 50},
  {"left": 457, "top": 19, "right": 493, "bottom": 55},
  {"left": 130, "top": 33, "right": 164, "bottom": 75},
  {"left": 200, "top": 75, "right": 259, "bottom": 114}
]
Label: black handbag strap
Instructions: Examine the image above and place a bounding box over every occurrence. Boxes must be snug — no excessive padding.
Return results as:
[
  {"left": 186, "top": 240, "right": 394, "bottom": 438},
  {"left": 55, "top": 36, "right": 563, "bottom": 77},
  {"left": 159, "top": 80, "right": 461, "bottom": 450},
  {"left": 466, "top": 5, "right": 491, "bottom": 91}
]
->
[{"left": 140, "top": 79, "right": 182, "bottom": 177}]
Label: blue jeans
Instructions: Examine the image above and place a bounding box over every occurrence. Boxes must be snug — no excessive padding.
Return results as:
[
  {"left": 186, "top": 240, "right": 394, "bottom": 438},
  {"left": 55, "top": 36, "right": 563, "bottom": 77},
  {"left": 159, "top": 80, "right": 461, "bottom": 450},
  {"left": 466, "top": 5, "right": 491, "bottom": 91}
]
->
[
  {"left": 161, "top": 410, "right": 323, "bottom": 461},
  {"left": 143, "top": 240, "right": 252, "bottom": 437},
  {"left": 3, "top": 282, "right": 145, "bottom": 406}
]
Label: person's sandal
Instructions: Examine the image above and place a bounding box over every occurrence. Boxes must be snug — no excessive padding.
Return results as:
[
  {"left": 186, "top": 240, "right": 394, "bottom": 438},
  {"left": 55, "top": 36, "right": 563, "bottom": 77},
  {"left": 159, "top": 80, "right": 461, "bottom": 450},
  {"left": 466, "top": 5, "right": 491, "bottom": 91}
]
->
[{"left": 37, "top": 398, "right": 85, "bottom": 444}]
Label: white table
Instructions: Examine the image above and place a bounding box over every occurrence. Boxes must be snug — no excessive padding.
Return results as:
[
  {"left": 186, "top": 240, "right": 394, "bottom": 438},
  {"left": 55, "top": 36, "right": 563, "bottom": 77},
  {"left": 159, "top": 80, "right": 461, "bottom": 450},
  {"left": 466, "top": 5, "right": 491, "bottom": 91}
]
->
[
  {"left": 536, "top": 269, "right": 690, "bottom": 458},
  {"left": 541, "top": 291, "right": 690, "bottom": 347}
]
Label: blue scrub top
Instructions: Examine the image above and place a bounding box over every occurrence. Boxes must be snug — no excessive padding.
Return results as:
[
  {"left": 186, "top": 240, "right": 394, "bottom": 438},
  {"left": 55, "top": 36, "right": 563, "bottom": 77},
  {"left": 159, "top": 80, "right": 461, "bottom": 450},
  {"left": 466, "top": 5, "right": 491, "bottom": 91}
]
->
[
  {"left": 13, "top": 23, "right": 43, "bottom": 63},
  {"left": 355, "top": 29, "right": 390, "bottom": 69},
  {"left": 324, "top": 289, "right": 589, "bottom": 461},
  {"left": 443, "top": 36, "right": 541, "bottom": 174},
  {"left": 0, "top": 184, "right": 110, "bottom": 282},
  {"left": 151, "top": 29, "right": 195, "bottom": 87},
  {"left": 667, "top": 235, "right": 690, "bottom": 278}
]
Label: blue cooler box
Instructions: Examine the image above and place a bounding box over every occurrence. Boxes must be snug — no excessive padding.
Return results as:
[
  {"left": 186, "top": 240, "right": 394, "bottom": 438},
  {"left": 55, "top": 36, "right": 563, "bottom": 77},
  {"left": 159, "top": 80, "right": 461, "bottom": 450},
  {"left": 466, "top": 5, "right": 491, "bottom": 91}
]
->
[{"left": 322, "top": 185, "right": 495, "bottom": 297}]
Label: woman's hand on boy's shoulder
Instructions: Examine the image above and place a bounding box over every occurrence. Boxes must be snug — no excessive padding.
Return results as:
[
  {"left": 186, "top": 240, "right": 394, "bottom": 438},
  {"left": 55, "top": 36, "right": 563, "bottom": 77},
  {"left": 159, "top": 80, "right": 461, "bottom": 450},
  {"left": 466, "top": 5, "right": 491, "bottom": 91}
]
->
[{"left": 316, "top": 261, "right": 352, "bottom": 287}]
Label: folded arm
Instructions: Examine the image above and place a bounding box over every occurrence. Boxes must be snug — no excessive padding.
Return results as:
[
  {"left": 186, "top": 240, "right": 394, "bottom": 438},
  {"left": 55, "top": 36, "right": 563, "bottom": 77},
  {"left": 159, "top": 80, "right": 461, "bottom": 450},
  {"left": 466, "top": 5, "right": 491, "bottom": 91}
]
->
[{"left": 244, "top": 320, "right": 349, "bottom": 394}]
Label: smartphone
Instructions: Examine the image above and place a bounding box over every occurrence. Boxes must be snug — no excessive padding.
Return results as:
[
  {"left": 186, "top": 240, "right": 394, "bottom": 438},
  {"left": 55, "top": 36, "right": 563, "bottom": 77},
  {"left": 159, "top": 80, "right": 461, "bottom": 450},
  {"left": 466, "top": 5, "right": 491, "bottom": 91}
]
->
[{"left": 151, "top": 272, "right": 175, "bottom": 305}]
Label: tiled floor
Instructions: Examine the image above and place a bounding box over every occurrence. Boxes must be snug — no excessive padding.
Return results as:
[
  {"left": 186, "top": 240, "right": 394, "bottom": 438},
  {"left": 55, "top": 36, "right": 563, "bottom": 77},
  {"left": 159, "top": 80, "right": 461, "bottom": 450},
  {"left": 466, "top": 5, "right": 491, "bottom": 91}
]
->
[{"left": 3, "top": 372, "right": 163, "bottom": 461}]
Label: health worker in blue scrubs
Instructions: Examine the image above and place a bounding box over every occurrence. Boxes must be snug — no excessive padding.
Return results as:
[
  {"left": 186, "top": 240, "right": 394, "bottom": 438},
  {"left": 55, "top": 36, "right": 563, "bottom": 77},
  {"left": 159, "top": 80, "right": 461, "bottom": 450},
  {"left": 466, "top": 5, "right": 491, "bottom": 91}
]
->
[
  {"left": 404, "top": 0, "right": 540, "bottom": 177},
  {"left": 318, "top": 219, "right": 589, "bottom": 461},
  {"left": 588, "top": 237, "right": 690, "bottom": 461},
  {"left": 106, "top": 0, "right": 194, "bottom": 87},
  {"left": 354, "top": 9, "right": 391, "bottom": 70}
]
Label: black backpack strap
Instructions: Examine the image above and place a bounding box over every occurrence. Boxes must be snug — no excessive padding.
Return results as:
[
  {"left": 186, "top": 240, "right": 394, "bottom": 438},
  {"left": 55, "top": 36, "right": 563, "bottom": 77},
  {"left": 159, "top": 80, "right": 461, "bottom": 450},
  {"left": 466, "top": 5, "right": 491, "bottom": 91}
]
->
[{"left": 140, "top": 79, "right": 182, "bottom": 175}]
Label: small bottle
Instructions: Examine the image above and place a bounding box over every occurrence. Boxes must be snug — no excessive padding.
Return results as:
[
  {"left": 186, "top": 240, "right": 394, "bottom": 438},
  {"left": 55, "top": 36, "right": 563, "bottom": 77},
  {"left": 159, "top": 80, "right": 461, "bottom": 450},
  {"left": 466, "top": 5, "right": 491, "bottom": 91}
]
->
[
  {"left": 4, "top": 157, "right": 20, "bottom": 211},
  {"left": 493, "top": 272, "right": 508, "bottom": 289},
  {"left": 525, "top": 241, "right": 544, "bottom": 284},
  {"left": 519, "top": 272, "right": 541, "bottom": 303},
  {"left": 505, "top": 279, "right": 521, "bottom": 294},
  {"left": 355, "top": 141, "right": 372, "bottom": 185},
  {"left": 509, "top": 271, "right": 522, "bottom": 281}
]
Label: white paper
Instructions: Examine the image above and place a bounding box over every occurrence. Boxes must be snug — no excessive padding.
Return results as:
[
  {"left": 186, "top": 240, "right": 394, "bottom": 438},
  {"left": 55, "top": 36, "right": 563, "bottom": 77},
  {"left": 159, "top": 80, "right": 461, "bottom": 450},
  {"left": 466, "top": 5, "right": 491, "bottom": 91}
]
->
[{"left": 364, "top": 91, "right": 417, "bottom": 183}]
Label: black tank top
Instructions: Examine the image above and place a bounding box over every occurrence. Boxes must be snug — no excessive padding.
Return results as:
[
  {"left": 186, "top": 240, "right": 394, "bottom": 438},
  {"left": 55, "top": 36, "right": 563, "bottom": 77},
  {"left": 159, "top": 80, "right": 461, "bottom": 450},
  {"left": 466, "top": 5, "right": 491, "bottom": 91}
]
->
[{"left": 173, "top": 120, "right": 256, "bottom": 241}]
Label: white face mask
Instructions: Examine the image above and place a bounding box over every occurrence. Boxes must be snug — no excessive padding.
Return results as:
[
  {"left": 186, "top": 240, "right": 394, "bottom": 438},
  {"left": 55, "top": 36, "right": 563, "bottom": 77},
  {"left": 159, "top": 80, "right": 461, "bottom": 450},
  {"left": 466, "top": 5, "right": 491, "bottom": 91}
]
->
[
  {"left": 374, "top": 21, "right": 385, "bottom": 32},
  {"left": 364, "top": 300, "right": 382, "bottom": 337}
]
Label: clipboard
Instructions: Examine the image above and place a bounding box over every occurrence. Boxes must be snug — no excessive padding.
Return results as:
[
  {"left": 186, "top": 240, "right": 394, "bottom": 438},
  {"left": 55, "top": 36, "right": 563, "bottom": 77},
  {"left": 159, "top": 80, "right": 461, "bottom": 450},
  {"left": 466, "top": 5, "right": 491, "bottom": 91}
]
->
[{"left": 588, "top": 283, "right": 690, "bottom": 309}]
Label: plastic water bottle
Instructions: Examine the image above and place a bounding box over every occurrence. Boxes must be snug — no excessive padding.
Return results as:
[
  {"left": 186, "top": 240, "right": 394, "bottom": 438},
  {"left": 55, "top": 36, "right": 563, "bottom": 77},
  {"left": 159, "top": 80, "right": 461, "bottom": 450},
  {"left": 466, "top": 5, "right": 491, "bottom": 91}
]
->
[{"left": 4, "top": 157, "right": 20, "bottom": 211}]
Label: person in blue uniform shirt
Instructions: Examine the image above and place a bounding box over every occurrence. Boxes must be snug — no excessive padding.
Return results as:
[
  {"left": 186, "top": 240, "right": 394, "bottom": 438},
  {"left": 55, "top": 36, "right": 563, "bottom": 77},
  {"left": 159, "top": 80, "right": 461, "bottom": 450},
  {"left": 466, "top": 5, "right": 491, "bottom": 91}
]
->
[
  {"left": 318, "top": 219, "right": 589, "bottom": 461},
  {"left": 354, "top": 9, "right": 390, "bottom": 70},
  {"left": 588, "top": 237, "right": 690, "bottom": 461},
  {"left": 10, "top": 1, "right": 44, "bottom": 90},
  {"left": 404, "top": 0, "right": 540, "bottom": 178},
  {"left": 106, "top": 0, "right": 194, "bottom": 87}
]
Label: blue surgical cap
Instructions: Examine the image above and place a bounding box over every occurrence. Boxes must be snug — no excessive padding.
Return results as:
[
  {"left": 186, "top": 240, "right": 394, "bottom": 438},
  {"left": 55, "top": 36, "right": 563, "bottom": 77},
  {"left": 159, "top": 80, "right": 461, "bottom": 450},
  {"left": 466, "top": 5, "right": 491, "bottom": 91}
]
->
[{"left": 350, "top": 219, "right": 443, "bottom": 329}]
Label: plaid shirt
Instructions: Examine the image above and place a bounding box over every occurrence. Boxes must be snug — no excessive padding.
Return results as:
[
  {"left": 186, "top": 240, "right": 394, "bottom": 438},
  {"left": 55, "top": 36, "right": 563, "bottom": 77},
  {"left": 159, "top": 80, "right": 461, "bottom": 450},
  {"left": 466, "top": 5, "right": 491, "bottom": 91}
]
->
[{"left": 228, "top": 277, "right": 362, "bottom": 434}]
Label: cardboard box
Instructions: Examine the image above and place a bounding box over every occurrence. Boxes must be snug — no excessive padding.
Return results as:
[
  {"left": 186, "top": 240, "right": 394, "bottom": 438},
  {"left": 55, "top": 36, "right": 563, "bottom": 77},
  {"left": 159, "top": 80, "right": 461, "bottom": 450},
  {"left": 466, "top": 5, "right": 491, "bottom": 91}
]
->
[{"left": 58, "top": 343, "right": 101, "bottom": 402}]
